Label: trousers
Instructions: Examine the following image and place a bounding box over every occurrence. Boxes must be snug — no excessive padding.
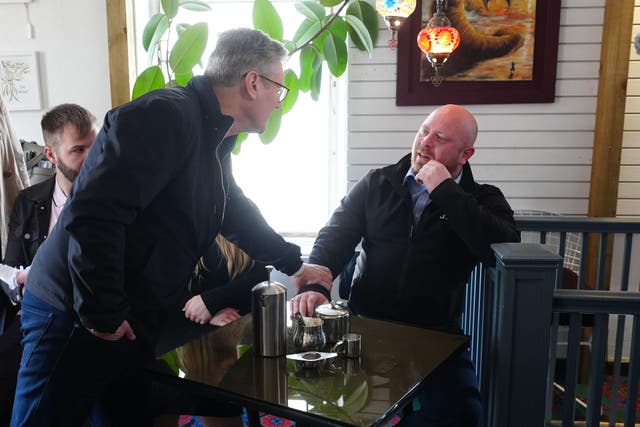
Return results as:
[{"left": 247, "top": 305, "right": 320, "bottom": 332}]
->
[
  {"left": 398, "top": 350, "right": 482, "bottom": 427},
  {"left": 10, "top": 292, "right": 153, "bottom": 427}
]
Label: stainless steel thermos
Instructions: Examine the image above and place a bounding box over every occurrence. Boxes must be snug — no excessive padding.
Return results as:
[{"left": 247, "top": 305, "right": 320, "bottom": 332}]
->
[{"left": 251, "top": 266, "right": 287, "bottom": 357}]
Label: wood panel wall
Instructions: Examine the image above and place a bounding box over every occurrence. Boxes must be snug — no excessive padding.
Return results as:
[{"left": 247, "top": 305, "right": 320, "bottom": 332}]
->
[{"left": 619, "top": 1, "right": 640, "bottom": 217}]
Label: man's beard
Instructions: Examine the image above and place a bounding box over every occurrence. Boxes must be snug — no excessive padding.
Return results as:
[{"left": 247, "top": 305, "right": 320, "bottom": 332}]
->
[{"left": 56, "top": 159, "right": 79, "bottom": 183}]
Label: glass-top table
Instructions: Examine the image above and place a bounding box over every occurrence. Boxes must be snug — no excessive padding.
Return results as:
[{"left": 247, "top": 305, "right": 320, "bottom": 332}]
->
[{"left": 148, "top": 313, "right": 469, "bottom": 427}]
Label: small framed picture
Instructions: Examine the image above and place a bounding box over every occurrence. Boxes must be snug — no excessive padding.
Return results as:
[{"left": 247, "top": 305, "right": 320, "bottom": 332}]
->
[{"left": 0, "top": 51, "right": 42, "bottom": 111}]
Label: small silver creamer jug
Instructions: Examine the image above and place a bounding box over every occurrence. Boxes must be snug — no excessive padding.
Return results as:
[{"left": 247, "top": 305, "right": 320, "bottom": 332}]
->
[{"left": 252, "top": 266, "right": 287, "bottom": 357}]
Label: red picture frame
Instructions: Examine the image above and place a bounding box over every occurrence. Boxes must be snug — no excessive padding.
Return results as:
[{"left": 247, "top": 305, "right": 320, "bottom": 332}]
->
[{"left": 396, "top": 0, "right": 562, "bottom": 105}]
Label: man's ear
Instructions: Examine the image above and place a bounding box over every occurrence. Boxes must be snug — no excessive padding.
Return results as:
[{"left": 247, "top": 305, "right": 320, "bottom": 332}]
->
[
  {"left": 462, "top": 146, "right": 475, "bottom": 163},
  {"left": 43, "top": 146, "right": 57, "bottom": 165},
  {"left": 243, "top": 71, "right": 259, "bottom": 100}
]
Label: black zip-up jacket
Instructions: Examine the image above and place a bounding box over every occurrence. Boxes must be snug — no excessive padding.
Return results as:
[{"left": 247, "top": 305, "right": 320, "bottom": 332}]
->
[
  {"left": 307, "top": 154, "right": 520, "bottom": 332},
  {"left": 26, "top": 76, "right": 303, "bottom": 342},
  {"left": 4, "top": 177, "right": 54, "bottom": 268}
]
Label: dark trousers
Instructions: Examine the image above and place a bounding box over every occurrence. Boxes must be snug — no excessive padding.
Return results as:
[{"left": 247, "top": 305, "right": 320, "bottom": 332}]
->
[
  {"left": 0, "top": 317, "right": 22, "bottom": 427},
  {"left": 10, "top": 292, "right": 154, "bottom": 427},
  {"left": 399, "top": 351, "right": 482, "bottom": 427}
]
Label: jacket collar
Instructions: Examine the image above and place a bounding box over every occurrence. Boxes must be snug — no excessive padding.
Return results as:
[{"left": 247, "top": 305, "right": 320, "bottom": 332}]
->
[
  {"left": 21, "top": 176, "right": 56, "bottom": 203},
  {"left": 187, "top": 75, "right": 237, "bottom": 157},
  {"left": 382, "top": 153, "right": 477, "bottom": 193}
]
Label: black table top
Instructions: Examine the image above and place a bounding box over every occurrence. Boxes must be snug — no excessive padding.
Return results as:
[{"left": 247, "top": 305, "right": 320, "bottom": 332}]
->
[{"left": 149, "top": 313, "right": 469, "bottom": 427}]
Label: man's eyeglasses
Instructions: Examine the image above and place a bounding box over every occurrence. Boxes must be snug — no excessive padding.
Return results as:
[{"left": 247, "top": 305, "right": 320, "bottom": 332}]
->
[{"left": 258, "top": 74, "right": 290, "bottom": 102}]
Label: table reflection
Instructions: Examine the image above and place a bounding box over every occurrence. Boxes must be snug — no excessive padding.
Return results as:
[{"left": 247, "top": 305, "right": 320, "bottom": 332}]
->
[{"left": 153, "top": 312, "right": 468, "bottom": 427}]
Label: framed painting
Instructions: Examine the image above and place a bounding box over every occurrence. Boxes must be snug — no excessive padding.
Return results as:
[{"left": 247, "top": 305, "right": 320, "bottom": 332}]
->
[
  {"left": 396, "top": 0, "right": 561, "bottom": 105},
  {"left": 0, "top": 51, "right": 42, "bottom": 111}
]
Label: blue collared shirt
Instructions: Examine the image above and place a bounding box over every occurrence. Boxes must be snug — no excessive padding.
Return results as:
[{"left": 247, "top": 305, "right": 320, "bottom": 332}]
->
[{"left": 403, "top": 167, "right": 462, "bottom": 224}]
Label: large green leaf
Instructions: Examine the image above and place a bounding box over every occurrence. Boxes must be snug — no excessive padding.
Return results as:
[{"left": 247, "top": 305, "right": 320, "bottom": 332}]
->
[
  {"left": 253, "top": 0, "right": 283, "bottom": 42},
  {"left": 322, "top": 32, "right": 347, "bottom": 77},
  {"left": 281, "top": 69, "right": 299, "bottom": 114},
  {"left": 259, "top": 108, "right": 282, "bottom": 144},
  {"left": 298, "top": 45, "right": 317, "bottom": 92},
  {"left": 161, "top": 0, "right": 179, "bottom": 19},
  {"left": 292, "top": 18, "right": 322, "bottom": 49},
  {"left": 310, "top": 63, "right": 322, "bottom": 101},
  {"left": 327, "top": 15, "right": 347, "bottom": 41},
  {"left": 295, "top": 1, "right": 325, "bottom": 22},
  {"left": 131, "top": 65, "right": 166, "bottom": 100},
  {"left": 179, "top": 0, "right": 211, "bottom": 11},
  {"left": 232, "top": 132, "right": 249, "bottom": 154},
  {"left": 174, "top": 71, "right": 193, "bottom": 86},
  {"left": 344, "top": 15, "right": 373, "bottom": 57},
  {"left": 169, "top": 22, "right": 208, "bottom": 74},
  {"left": 142, "top": 13, "right": 169, "bottom": 52},
  {"left": 346, "top": 1, "right": 378, "bottom": 52},
  {"left": 176, "top": 23, "right": 190, "bottom": 36},
  {"left": 320, "top": 0, "right": 344, "bottom": 6}
]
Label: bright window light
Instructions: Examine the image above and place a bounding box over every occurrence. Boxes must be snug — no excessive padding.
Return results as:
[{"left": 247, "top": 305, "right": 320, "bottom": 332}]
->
[{"left": 131, "top": 0, "right": 344, "bottom": 234}]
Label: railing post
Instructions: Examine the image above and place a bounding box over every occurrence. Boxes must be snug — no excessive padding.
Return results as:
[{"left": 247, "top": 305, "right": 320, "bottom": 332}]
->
[{"left": 485, "top": 243, "right": 562, "bottom": 427}]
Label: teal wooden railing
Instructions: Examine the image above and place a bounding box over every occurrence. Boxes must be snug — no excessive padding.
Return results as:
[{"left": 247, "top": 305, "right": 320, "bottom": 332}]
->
[{"left": 464, "top": 217, "right": 640, "bottom": 427}]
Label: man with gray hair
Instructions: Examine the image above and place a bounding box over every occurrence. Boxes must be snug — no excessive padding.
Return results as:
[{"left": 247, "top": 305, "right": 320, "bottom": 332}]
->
[{"left": 11, "top": 28, "right": 332, "bottom": 427}]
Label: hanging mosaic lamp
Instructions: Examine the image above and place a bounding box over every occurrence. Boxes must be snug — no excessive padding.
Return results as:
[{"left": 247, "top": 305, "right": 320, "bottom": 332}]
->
[{"left": 376, "top": 0, "right": 417, "bottom": 48}]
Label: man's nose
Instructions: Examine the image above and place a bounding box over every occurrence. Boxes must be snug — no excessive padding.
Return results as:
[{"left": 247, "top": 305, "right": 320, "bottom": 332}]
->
[{"left": 419, "top": 133, "right": 433, "bottom": 147}]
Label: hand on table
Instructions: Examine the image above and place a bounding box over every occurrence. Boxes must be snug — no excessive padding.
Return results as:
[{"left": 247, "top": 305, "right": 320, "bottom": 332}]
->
[
  {"left": 290, "top": 291, "right": 329, "bottom": 317},
  {"left": 183, "top": 295, "right": 212, "bottom": 325},
  {"left": 209, "top": 307, "right": 241, "bottom": 327},
  {"left": 89, "top": 320, "right": 136, "bottom": 341},
  {"left": 291, "top": 263, "right": 333, "bottom": 292}
]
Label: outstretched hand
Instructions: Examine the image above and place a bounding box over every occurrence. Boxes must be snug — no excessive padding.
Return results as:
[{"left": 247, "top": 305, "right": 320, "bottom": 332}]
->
[
  {"left": 291, "top": 263, "right": 333, "bottom": 292},
  {"left": 290, "top": 291, "right": 329, "bottom": 317}
]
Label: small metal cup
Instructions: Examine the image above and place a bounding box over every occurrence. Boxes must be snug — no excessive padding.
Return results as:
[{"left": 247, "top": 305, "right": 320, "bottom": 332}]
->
[{"left": 332, "top": 333, "right": 362, "bottom": 358}]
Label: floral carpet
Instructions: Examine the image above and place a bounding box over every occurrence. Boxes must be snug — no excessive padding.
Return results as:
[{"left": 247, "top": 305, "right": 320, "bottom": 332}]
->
[{"left": 178, "top": 410, "right": 403, "bottom": 426}]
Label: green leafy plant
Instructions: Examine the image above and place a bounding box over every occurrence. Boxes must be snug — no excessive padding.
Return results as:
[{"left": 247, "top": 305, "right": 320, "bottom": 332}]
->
[{"left": 131, "top": 0, "right": 378, "bottom": 149}]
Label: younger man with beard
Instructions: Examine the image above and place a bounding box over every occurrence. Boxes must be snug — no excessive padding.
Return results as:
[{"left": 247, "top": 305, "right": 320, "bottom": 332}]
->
[{"left": 0, "top": 104, "right": 97, "bottom": 426}]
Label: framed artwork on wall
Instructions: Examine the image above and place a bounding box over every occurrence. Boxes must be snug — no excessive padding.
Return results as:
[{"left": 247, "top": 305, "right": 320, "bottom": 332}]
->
[
  {"left": 396, "top": 0, "right": 562, "bottom": 105},
  {"left": 0, "top": 51, "right": 42, "bottom": 111}
]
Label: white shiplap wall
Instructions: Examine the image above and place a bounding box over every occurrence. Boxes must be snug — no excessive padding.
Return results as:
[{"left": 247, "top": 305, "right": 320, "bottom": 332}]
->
[
  {"left": 620, "top": 2, "right": 640, "bottom": 217},
  {"left": 348, "top": 0, "right": 604, "bottom": 215}
]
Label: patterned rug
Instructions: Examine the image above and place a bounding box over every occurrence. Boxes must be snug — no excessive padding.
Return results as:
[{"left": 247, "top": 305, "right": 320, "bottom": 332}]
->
[
  {"left": 178, "top": 410, "right": 403, "bottom": 426},
  {"left": 552, "top": 376, "right": 640, "bottom": 422}
]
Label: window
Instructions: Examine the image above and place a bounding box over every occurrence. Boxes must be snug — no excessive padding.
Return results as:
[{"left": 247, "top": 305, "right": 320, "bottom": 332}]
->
[{"left": 130, "top": 0, "right": 346, "bottom": 235}]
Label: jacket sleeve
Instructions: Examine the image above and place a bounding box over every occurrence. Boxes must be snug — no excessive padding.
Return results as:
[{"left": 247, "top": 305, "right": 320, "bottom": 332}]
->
[
  {"left": 64, "top": 101, "right": 192, "bottom": 332},
  {"left": 219, "top": 171, "right": 303, "bottom": 276},
  {"left": 3, "top": 193, "right": 28, "bottom": 268},
  {"left": 429, "top": 178, "right": 520, "bottom": 264},
  {"left": 199, "top": 260, "right": 268, "bottom": 316},
  {"left": 307, "top": 173, "right": 369, "bottom": 279}
]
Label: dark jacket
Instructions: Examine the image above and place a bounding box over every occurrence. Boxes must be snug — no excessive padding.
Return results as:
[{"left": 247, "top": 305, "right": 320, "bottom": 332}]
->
[
  {"left": 306, "top": 154, "right": 520, "bottom": 332},
  {"left": 190, "top": 242, "right": 267, "bottom": 316},
  {"left": 26, "top": 76, "right": 302, "bottom": 341},
  {"left": 4, "top": 177, "right": 55, "bottom": 268}
]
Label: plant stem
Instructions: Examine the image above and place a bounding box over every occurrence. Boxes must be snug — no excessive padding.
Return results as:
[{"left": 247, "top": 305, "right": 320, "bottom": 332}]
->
[
  {"left": 165, "top": 18, "right": 173, "bottom": 86},
  {"left": 289, "top": 0, "right": 350, "bottom": 56}
]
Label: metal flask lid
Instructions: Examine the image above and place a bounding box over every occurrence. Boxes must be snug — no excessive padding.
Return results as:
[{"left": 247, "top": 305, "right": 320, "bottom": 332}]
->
[
  {"left": 315, "top": 300, "right": 349, "bottom": 318},
  {"left": 252, "top": 266, "right": 287, "bottom": 357}
]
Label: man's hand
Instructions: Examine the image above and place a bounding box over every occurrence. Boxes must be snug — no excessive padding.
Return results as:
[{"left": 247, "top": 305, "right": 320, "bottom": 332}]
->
[
  {"left": 416, "top": 160, "right": 451, "bottom": 192},
  {"left": 89, "top": 320, "right": 136, "bottom": 341},
  {"left": 290, "top": 291, "right": 329, "bottom": 317},
  {"left": 210, "top": 307, "right": 241, "bottom": 327},
  {"left": 291, "top": 263, "right": 333, "bottom": 291},
  {"left": 183, "top": 295, "right": 213, "bottom": 325},
  {"left": 16, "top": 270, "right": 28, "bottom": 286},
  {"left": 16, "top": 270, "right": 28, "bottom": 296}
]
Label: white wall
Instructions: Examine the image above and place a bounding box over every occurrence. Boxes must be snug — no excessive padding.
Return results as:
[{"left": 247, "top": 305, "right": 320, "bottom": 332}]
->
[
  {"left": 0, "top": 0, "right": 111, "bottom": 144},
  {"left": 348, "top": 0, "right": 604, "bottom": 216}
]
